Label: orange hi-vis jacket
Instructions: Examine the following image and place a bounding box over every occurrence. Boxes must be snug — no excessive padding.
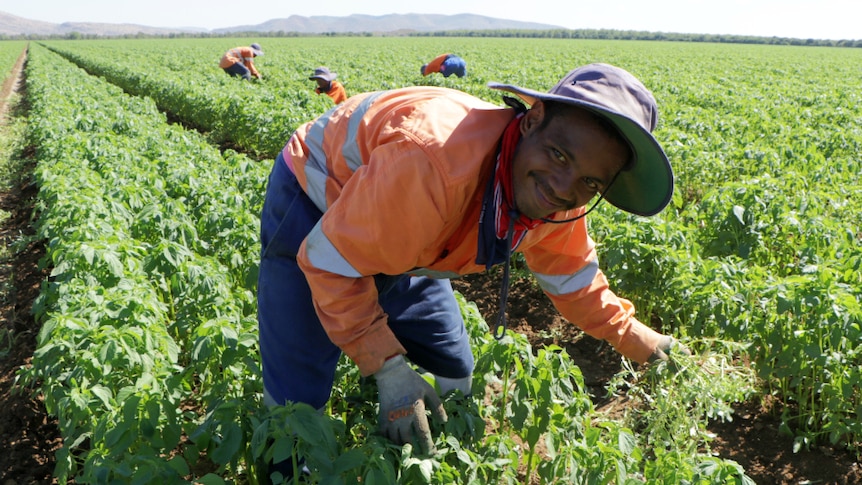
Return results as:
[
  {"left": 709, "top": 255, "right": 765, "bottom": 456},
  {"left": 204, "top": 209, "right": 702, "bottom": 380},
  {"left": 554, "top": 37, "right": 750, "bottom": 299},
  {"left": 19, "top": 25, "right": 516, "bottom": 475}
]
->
[
  {"left": 283, "top": 86, "right": 665, "bottom": 376},
  {"left": 219, "top": 46, "right": 261, "bottom": 78}
]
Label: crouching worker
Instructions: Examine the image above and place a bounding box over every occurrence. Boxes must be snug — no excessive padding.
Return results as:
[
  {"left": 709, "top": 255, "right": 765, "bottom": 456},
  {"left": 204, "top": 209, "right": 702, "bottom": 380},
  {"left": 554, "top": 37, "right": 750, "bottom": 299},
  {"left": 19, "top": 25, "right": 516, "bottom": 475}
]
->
[
  {"left": 257, "top": 62, "right": 682, "bottom": 480},
  {"left": 421, "top": 53, "right": 467, "bottom": 78},
  {"left": 219, "top": 43, "right": 263, "bottom": 80},
  {"left": 309, "top": 66, "right": 347, "bottom": 105}
]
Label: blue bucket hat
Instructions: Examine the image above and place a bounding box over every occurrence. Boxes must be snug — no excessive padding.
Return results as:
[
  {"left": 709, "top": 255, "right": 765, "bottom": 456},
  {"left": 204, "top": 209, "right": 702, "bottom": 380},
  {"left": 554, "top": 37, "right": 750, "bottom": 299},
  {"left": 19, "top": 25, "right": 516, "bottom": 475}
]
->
[
  {"left": 488, "top": 63, "right": 673, "bottom": 217},
  {"left": 309, "top": 66, "right": 337, "bottom": 82}
]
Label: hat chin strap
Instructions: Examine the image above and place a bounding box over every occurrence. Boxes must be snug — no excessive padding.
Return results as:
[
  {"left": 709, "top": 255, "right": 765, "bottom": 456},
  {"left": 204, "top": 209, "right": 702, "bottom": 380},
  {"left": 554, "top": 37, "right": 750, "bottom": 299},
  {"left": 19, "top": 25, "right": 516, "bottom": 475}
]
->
[
  {"left": 492, "top": 169, "right": 620, "bottom": 340},
  {"left": 539, "top": 169, "right": 620, "bottom": 224}
]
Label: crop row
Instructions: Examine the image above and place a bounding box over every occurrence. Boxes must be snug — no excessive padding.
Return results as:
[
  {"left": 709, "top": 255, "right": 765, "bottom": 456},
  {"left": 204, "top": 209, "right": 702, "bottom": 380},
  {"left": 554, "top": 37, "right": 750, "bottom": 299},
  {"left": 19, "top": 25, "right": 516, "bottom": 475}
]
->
[{"left": 20, "top": 42, "right": 268, "bottom": 482}]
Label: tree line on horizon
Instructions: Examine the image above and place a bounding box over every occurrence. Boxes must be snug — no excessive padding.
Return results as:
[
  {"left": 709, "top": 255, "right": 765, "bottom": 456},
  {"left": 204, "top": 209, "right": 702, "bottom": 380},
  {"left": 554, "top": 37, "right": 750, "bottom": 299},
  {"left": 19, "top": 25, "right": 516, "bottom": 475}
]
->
[{"left": 1, "top": 28, "right": 859, "bottom": 48}]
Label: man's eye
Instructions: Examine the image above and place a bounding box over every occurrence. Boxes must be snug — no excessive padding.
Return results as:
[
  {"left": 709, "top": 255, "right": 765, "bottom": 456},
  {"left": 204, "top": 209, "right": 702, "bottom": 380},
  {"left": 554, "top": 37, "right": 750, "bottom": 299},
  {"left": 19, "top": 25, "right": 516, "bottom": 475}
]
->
[
  {"left": 584, "top": 178, "right": 600, "bottom": 191},
  {"left": 552, "top": 148, "right": 565, "bottom": 162}
]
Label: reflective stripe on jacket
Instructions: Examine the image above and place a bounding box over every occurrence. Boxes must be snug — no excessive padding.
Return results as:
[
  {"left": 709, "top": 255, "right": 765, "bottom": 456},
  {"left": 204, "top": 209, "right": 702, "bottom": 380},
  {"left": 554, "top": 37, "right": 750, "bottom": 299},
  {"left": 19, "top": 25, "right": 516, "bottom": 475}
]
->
[{"left": 284, "top": 86, "right": 664, "bottom": 375}]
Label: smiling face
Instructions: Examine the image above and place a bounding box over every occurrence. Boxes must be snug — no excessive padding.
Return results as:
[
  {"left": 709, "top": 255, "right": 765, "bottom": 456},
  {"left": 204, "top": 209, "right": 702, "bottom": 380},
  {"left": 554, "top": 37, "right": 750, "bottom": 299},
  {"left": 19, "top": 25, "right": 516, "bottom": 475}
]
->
[{"left": 511, "top": 100, "right": 632, "bottom": 220}]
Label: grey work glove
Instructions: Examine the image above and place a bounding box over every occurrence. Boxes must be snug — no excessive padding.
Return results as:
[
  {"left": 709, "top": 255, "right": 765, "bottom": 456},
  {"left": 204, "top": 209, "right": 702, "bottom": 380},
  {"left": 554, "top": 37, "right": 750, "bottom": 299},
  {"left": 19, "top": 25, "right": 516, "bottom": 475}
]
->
[
  {"left": 374, "top": 355, "right": 447, "bottom": 453},
  {"left": 648, "top": 335, "right": 691, "bottom": 363}
]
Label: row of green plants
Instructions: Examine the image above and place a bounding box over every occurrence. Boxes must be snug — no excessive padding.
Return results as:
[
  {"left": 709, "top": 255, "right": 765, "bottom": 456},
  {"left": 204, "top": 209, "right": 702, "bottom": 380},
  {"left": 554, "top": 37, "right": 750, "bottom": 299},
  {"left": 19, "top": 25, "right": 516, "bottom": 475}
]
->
[
  {"left": 41, "top": 36, "right": 862, "bottom": 457},
  {"left": 43, "top": 38, "right": 335, "bottom": 158},
  {"left": 0, "top": 41, "right": 26, "bottom": 81},
  {"left": 17, "top": 41, "right": 761, "bottom": 483},
  {"left": 20, "top": 42, "right": 268, "bottom": 483}
]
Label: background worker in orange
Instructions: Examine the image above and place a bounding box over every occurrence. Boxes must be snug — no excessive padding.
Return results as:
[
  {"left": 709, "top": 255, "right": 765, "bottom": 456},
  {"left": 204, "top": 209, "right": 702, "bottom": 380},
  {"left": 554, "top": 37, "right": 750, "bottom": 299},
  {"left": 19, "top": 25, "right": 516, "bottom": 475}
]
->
[
  {"left": 219, "top": 43, "right": 263, "bottom": 80},
  {"left": 421, "top": 53, "right": 467, "bottom": 77},
  {"left": 257, "top": 63, "right": 685, "bottom": 479},
  {"left": 309, "top": 66, "right": 347, "bottom": 104}
]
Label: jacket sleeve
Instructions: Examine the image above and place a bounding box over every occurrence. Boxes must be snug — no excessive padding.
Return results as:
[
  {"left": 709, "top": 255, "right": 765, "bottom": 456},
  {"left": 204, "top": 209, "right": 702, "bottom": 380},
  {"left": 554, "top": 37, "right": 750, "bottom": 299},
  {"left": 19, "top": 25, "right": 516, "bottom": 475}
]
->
[
  {"left": 245, "top": 60, "right": 261, "bottom": 78},
  {"left": 240, "top": 47, "right": 261, "bottom": 78},
  {"left": 422, "top": 53, "right": 450, "bottom": 76},
  {"left": 521, "top": 217, "right": 665, "bottom": 364},
  {"left": 247, "top": 62, "right": 261, "bottom": 78},
  {"left": 297, "top": 141, "right": 453, "bottom": 376},
  {"left": 328, "top": 82, "right": 347, "bottom": 104}
]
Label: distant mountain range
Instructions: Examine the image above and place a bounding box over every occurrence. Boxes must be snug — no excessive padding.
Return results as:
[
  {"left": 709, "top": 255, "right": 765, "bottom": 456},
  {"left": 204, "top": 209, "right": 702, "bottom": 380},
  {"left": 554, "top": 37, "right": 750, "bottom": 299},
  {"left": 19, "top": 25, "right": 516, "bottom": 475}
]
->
[{"left": 0, "top": 11, "right": 564, "bottom": 37}]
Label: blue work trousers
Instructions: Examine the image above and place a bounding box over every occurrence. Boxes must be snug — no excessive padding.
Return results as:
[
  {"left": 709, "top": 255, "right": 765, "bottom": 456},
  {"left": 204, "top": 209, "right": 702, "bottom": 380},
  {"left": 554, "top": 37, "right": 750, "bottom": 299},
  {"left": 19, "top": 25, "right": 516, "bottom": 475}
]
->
[
  {"left": 441, "top": 56, "right": 467, "bottom": 78},
  {"left": 257, "top": 154, "right": 474, "bottom": 409},
  {"left": 224, "top": 62, "right": 251, "bottom": 80}
]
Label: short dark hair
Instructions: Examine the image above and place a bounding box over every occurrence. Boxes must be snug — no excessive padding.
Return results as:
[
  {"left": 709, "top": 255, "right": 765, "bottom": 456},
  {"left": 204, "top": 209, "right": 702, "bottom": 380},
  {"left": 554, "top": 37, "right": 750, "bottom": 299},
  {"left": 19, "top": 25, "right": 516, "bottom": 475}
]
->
[{"left": 539, "top": 100, "right": 634, "bottom": 170}]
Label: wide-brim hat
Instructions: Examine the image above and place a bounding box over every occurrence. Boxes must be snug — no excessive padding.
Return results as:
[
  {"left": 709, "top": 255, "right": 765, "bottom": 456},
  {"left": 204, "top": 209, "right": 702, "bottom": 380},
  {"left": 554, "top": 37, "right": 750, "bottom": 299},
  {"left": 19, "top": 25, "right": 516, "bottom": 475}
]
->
[
  {"left": 309, "top": 66, "right": 337, "bottom": 82},
  {"left": 250, "top": 43, "right": 264, "bottom": 56},
  {"left": 488, "top": 63, "right": 673, "bottom": 217}
]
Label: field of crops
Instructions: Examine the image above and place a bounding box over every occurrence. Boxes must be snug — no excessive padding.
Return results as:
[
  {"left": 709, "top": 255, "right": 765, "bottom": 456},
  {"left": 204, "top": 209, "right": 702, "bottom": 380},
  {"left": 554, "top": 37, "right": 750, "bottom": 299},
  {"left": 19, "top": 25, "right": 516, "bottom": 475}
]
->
[{"left": 3, "top": 36, "right": 862, "bottom": 483}]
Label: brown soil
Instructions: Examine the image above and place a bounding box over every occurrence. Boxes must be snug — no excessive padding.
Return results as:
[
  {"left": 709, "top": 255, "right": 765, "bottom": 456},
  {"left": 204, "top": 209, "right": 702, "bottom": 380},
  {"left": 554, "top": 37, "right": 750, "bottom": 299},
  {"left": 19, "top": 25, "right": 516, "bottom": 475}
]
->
[{"left": 0, "top": 48, "right": 860, "bottom": 485}]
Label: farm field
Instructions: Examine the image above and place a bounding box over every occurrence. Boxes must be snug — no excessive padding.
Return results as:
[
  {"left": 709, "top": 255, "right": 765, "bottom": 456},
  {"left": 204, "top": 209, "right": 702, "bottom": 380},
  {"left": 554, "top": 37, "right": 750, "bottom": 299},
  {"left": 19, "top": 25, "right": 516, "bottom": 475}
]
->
[{"left": 0, "top": 36, "right": 861, "bottom": 484}]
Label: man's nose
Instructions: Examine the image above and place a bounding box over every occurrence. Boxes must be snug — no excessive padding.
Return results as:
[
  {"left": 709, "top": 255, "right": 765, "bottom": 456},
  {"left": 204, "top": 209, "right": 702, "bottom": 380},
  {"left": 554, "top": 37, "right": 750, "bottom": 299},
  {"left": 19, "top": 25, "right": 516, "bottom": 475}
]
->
[{"left": 549, "top": 167, "right": 581, "bottom": 205}]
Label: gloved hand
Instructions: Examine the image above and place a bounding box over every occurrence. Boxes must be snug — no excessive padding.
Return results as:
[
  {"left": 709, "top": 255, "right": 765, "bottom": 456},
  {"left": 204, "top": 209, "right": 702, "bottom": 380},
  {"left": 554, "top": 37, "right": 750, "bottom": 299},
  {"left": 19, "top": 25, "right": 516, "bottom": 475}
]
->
[
  {"left": 375, "top": 355, "right": 447, "bottom": 453},
  {"left": 648, "top": 335, "right": 691, "bottom": 363}
]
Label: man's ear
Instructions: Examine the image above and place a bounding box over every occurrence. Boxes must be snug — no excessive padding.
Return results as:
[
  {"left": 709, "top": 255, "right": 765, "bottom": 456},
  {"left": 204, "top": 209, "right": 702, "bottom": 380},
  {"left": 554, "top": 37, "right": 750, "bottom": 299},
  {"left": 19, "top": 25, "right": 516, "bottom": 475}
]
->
[{"left": 521, "top": 100, "right": 545, "bottom": 134}]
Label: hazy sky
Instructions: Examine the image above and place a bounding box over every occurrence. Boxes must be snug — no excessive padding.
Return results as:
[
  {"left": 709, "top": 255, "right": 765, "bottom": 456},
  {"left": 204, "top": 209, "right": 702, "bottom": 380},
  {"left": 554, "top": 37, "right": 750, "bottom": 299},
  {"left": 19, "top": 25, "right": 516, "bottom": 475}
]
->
[{"left": 1, "top": 0, "right": 858, "bottom": 40}]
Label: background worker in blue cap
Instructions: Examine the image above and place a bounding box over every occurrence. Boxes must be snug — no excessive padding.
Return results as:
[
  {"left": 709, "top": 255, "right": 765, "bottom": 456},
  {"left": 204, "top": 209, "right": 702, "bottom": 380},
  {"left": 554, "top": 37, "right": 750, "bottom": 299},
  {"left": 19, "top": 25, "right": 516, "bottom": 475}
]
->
[
  {"left": 219, "top": 43, "right": 264, "bottom": 80},
  {"left": 421, "top": 53, "right": 467, "bottom": 78}
]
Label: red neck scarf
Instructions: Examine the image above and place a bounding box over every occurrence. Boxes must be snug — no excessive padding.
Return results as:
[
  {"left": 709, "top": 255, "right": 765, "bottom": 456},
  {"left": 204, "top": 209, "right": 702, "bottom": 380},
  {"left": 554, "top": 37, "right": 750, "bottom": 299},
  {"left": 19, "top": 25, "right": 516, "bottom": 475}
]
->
[{"left": 494, "top": 114, "right": 544, "bottom": 245}]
